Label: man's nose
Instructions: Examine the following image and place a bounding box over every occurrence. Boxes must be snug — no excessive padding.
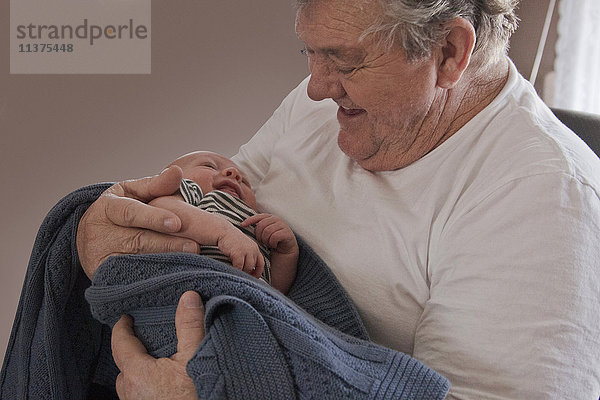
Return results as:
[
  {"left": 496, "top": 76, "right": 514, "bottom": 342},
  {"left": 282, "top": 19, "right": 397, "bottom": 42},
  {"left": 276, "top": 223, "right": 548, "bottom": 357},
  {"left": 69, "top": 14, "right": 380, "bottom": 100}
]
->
[
  {"left": 306, "top": 59, "right": 346, "bottom": 101},
  {"left": 222, "top": 167, "right": 242, "bottom": 182}
]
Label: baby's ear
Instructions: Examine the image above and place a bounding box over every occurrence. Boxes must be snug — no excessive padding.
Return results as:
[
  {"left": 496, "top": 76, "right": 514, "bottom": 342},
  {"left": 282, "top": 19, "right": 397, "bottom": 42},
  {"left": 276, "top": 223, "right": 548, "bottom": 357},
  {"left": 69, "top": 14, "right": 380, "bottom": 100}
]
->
[{"left": 435, "top": 17, "right": 476, "bottom": 89}]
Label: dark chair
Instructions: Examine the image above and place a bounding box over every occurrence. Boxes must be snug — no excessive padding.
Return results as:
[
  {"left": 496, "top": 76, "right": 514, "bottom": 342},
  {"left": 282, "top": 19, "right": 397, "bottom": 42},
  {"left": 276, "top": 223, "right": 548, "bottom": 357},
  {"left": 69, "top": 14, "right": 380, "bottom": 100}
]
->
[{"left": 551, "top": 108, "right": 600, "bottom": 157}]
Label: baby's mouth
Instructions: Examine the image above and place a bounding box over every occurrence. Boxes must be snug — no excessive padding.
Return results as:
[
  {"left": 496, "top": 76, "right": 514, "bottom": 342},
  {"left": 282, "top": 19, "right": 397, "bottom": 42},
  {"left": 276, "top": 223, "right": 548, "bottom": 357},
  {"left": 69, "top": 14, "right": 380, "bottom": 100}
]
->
[{"left": 217, "top": 182, "right": 241, "bottom": 199}]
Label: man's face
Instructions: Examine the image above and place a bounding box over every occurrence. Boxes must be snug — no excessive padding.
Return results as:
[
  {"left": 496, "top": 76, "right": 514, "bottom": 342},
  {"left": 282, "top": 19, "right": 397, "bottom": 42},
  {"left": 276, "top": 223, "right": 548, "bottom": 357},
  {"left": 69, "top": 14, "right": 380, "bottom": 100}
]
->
[
  {"left": 295, "top": 0, "right": 440, "bottom": 171},
  {"left": 170, "top": 151, "right": 257, "bottom": 209}
]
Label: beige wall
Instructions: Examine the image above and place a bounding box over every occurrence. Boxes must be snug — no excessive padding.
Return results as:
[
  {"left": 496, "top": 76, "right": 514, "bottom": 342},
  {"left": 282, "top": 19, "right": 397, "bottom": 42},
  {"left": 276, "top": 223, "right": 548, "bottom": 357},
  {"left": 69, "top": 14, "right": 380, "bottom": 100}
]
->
[{"left": 0, "top": 1, "right": 558, "bottom": 362}]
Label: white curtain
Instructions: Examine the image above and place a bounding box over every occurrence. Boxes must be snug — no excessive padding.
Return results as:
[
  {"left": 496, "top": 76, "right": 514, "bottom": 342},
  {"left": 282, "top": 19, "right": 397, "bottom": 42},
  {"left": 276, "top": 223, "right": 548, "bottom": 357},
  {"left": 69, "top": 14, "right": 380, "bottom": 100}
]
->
[{"left": 553, "top": 0, "right": 600, "bottom": 114}]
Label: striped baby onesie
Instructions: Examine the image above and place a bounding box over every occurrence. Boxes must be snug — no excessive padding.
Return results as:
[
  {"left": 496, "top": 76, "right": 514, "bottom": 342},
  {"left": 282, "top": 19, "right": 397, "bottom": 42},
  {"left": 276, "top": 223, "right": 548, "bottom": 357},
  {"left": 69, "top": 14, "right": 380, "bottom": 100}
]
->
[{"left": 179, "top": 178, "right": 271, "bottom": 284}]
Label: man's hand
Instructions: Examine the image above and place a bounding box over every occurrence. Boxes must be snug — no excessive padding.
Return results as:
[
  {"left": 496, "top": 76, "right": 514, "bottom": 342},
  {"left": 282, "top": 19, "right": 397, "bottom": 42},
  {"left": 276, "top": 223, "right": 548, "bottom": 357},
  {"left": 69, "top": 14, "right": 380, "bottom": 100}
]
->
[
  {"left": 112, "top": 291, "right": 204, "bottom": 400},
  {"left": 76, "top": 166, "right": 200, "bottom": 279}
]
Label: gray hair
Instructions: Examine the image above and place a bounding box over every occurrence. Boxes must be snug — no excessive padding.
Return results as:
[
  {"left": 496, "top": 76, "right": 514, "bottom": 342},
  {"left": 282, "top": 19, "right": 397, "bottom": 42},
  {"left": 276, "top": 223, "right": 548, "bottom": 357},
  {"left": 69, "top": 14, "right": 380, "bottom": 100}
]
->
[{"left": 296, "top": 0, "right": 519, "bottom": 66}]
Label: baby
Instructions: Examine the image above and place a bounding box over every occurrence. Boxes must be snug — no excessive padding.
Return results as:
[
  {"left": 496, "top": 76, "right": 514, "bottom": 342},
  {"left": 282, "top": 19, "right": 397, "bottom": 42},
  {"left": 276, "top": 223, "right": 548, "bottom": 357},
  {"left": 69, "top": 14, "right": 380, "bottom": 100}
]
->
[{"left": 149, "top": 151, "right": 298, "bottom": 294}]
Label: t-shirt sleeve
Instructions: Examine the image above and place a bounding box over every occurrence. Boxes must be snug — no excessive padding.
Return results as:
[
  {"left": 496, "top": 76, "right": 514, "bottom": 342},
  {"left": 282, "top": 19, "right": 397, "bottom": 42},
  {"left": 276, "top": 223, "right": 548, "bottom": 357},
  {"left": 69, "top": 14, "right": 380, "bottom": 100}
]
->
[
  {"left": 413, "top": 172, "right": 600, "bottom": 399},
  {"left": 232, "top": 76, "right": 311, "bottom": 188}
]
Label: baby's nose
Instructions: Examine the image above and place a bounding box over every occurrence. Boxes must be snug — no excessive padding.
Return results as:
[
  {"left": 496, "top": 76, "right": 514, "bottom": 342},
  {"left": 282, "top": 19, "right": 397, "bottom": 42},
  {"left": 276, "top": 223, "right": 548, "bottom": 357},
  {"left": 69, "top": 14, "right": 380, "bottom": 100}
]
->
[{"left": 223, "top": 167, "right": 241, "bottom": 181}]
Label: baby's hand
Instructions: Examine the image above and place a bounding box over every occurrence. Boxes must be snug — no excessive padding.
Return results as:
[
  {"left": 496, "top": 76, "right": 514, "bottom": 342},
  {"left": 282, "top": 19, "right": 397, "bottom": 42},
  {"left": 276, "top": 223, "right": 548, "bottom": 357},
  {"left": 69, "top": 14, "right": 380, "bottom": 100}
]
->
[
  {"left": 217, "top": 227, "right": 265, "bottom": 278},
  {"left": 241, "top": 214, "right": 298, "bottom": 255}
]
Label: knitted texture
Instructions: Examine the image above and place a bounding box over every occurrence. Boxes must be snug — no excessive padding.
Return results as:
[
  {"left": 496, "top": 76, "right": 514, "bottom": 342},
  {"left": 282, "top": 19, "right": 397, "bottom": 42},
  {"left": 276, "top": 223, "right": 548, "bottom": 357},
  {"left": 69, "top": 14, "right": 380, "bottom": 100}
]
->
[
  {"left": 86, "top": 238, "right": 368, "bottom": 354},
  {"left": 0, "top": 183, "right": 112, "bottom": 400},
  {"left": 87, "top": 252, "right": 450, "bottom": 399},
  {"left": 1, "top": 183, "right": 450, "bottom": 400}
]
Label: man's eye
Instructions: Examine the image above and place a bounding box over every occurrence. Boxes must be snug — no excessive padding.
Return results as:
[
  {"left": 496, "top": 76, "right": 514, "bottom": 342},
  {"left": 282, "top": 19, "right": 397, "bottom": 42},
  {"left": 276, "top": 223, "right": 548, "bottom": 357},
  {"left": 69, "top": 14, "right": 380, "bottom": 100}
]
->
[
  {"left": 335, "top": 63, "right": 361, "bottom": 75},
  {"left": 300, "top": 47, "right": 314, "bottom": 57},
  {"left": 337, "top": 66, "right": 357, "bottom": 75}
]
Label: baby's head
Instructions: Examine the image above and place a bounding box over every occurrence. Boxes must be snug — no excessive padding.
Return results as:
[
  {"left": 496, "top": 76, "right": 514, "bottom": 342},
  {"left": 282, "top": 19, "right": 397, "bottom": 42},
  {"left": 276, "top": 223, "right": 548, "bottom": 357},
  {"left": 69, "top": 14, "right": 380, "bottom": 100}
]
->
[{"left": 168, "top": 151, "right": 257, "bottom": 209}]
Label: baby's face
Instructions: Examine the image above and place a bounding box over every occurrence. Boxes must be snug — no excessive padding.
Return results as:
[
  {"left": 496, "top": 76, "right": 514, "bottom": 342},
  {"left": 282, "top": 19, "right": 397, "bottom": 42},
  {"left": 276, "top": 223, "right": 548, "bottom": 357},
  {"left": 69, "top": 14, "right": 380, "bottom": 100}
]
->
[{"left": 169, "top": 151, "right": 257, "bottom": 209}]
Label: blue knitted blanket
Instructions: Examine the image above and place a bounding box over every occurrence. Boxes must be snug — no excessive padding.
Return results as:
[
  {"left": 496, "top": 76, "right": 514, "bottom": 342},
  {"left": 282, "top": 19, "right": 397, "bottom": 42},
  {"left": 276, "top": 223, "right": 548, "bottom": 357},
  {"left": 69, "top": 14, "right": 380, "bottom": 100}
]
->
[{"left": 1, "top": 183, "right": 450, "bottom": 399}]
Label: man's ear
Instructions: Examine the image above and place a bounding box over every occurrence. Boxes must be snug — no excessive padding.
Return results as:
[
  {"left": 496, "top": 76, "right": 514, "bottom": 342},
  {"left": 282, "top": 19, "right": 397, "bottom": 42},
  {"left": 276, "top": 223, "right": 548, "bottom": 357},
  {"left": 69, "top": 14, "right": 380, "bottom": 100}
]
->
[{"left": 436, "top": 18, "right": 476, "bottom": 89}]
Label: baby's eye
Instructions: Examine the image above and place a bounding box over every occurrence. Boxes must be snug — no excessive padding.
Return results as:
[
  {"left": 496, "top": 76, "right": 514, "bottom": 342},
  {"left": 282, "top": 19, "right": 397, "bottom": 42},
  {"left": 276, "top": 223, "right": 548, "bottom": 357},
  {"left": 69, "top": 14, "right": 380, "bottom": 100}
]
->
[{"left": 201, "top": 163, "right": 217, "bottom": 169}]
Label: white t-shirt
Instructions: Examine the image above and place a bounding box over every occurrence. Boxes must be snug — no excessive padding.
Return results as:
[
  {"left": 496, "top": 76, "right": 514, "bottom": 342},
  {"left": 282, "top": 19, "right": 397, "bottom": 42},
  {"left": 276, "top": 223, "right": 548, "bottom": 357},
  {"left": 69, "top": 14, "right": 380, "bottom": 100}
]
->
[{"left": 232, "top": 60, "right": 600, "bottom": 399}]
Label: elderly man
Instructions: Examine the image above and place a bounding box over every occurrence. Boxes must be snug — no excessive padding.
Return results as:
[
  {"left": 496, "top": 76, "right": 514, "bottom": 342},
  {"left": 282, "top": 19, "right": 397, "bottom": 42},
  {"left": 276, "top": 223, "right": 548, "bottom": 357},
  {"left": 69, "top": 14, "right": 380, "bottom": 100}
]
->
[{"left": 78, "top": 0, "right": 600, "bottom": 398}]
